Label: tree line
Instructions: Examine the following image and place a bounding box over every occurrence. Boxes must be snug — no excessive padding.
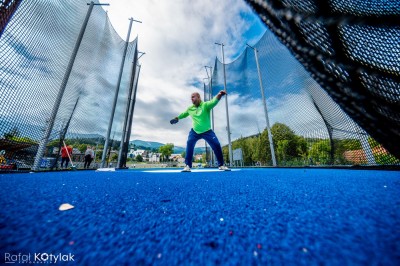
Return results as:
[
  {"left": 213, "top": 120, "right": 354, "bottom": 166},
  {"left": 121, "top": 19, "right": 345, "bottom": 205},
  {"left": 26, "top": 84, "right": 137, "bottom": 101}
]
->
[
  {"left": 3, "top": 124, "right": 398, "bottom": 166},
  {"left": 220, "top": 123, "right": 398, "bottom": 166}
]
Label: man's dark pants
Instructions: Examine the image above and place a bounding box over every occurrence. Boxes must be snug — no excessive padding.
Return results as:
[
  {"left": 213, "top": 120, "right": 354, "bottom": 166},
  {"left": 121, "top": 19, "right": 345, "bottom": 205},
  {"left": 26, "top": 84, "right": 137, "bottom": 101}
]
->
[
  {"left": 185, "top": 129, "right": 224, "bottom": 168},
  {"left": 61, "top": 157, "right": 70, "bottom": 168}
]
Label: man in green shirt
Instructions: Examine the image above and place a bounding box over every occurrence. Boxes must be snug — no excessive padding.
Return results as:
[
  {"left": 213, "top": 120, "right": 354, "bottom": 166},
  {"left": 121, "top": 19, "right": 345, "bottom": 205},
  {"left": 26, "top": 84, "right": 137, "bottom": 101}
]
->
[{"left": 171, "top": 90, "right": 230, "bottom": 172}]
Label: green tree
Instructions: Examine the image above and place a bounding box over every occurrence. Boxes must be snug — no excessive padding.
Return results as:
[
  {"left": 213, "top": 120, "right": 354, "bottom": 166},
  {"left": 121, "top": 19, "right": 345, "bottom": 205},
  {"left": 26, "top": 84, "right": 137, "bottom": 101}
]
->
[
  {"left": 47, "top": 139, "right": 61, "bottom": 147},
  {"left": 366, "top": 137, "right": 399, "bottom": 165},
  {"left": 202, "top": 153, "right": 207, "bottom": 163},
  {"left": 367, "top": 136, "right": 380, "bottom": 149},
  {"left": 9, "top": 136, "right": 36, "bottom": 144},
  {"left": 110, "top": 153, "right": 118, "bottom": 162},
  {"left": 340, "top": 138, "right": 362, "bottom": 151},
  {"left": 78, "top": 144, "right": 87, "bottom": 153},
  {"left": 333, "top": 138, "right": 360, "bottom": 164},
  {"left": 276, "top": 139, "right": 290, "bottom": 164},
  {"left": 136, "top": 154, "right": 143, "bottom": 162},
  {"left": 271, "top": 123, "right": 298, "bottom": 164},
  {"left": 222, "top": 145, "right": 229, "bottom": 164},
  {"left": 2, "top": 127, "right": 36, "bottom": 144},
  {"left": 248, "top": 137, "right": 259, "bottom": 164},
  {"left": 63, "top": 139, "right": 73, "bottom": 146},
  {"left": 309, "top": 140, "right": 331, "bottom": 165},
  {"left": 159, "top": 143, "right": 174, "bottom": 162},
  {"left": 271, "top": 123, "right": 296, "bottom": 141},
  {"left": 232, "top": 136, "right": 254, "bottom": 165},
  {"left": 96, "top": 150, "right": 102, "bottom": 161},
  {"left": 296, "top": 136, "right": 308, "bottom": 161},
  {"left": 254, "top": 130, "right": 272, "bottom": 164}
]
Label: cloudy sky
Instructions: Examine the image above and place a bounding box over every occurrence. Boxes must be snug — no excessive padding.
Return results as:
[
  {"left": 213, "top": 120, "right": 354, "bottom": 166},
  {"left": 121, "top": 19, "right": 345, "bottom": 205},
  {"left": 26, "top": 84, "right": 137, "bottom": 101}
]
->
[{"left": 100, "top": 0, "right": 266, "bottom": 147}]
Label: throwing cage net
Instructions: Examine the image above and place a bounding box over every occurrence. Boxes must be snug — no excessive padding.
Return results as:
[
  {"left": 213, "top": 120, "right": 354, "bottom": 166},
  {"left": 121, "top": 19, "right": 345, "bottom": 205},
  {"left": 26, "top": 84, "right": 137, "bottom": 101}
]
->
[
  {"left": 207, "top": 0, "right": 399, "bottom": 167},
  {"left": 0, "top": 0, "right": 139, "bottom": 171}
]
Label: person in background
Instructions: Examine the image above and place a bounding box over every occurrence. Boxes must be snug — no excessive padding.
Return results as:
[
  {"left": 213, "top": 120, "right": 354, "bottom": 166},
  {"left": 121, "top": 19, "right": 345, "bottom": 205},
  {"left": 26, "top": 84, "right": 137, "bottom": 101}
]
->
[
  {"left": 84, "top": 145, "right": 94, "bottom": 169},
  {"left": 60, "top": 145, "right": 73, "bottom": 168}
]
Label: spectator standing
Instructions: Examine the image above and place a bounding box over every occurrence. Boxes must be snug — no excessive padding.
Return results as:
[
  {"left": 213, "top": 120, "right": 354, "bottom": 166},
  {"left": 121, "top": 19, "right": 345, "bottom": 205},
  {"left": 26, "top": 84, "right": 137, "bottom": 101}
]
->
[
  {"left": 84, "top": 146, "right": 94, "bottom": 169},
  {"left": 60, "top": 145, "right": 73, "bottom": 168}
]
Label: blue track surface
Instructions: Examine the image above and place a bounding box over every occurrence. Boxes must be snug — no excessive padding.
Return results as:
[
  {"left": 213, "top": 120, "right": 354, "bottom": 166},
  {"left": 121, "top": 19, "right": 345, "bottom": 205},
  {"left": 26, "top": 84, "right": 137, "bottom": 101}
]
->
[{"left": 1, "top": 168, "right": 399, "bottom": 265}]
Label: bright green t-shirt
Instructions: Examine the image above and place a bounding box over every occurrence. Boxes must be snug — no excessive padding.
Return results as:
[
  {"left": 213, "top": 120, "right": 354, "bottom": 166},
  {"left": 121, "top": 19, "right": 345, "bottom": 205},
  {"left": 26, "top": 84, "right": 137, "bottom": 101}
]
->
[{"left": 178, "top": 96, "right": 220, "bottom": 134}]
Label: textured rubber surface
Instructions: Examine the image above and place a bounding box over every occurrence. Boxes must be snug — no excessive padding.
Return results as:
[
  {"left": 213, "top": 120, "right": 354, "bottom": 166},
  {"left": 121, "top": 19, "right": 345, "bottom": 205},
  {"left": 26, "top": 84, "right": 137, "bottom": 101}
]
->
[
  {"left": 1, "top": 169, "right": 399, "bottom": 265},
  {"left": 145, "top": 169, "right": 239, "bottom": 173}
]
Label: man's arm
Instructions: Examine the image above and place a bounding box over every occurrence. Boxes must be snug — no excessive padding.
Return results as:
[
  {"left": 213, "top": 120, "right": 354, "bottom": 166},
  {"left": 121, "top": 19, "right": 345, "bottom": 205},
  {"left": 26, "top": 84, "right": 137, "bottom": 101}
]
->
[
  {"left": 216, "top": 90, "right": 226, "bottom": 100},
  {"left": 178, "top": 110, "right": 189, "bottom": 119},
  {"left": 205, "top": 90, "right": 227, "bottom": 110},
  {"left": 170, "top": 110, "right": 189, "bottom": 124}
]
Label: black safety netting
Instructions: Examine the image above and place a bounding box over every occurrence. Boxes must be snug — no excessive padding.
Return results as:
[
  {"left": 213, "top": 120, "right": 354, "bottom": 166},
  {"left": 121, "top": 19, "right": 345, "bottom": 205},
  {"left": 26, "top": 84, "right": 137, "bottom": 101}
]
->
[
  {"left": 208, "top": 26, "right": 399, "bottom": 166},
  {"left": 0, "top": 0, "right": 139, "bottom": 171},
  {"left": 0, "top": 0, "right": 22, "bottom": 37},
  {"left": 220, "top": 0, "right": 399, "bottom": 166}
]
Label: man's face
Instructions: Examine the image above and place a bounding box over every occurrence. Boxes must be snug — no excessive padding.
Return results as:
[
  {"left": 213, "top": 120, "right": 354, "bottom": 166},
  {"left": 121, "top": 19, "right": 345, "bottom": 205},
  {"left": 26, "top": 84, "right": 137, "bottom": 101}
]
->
[{"left": 191, "top": 93, "right": 200, "bottom": 106}]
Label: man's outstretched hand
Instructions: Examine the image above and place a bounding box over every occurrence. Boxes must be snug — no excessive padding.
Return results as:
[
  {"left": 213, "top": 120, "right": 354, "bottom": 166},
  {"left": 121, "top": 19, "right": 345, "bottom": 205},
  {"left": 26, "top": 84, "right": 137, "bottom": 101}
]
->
[
  {"left": 217, "top": 90, "right": 227, "bottom": 100},
  {"left": 170, "top": 117, "right": 179, "bottom": 124}
]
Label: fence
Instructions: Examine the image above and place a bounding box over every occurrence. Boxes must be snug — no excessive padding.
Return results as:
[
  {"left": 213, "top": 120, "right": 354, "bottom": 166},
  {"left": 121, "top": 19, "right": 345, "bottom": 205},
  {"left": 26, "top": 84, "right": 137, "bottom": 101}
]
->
[
  {"left": 207, "top": 29, "right": 399, "bottom": 166},
  {"left": 0, "top": 0, "right": 139, "bottom": 171},
  {"left": 1, "top": 0, "right": 398, "bottom": 170},
  {"left": 208, "top": 0, "right": 399, "bottom": 167}
]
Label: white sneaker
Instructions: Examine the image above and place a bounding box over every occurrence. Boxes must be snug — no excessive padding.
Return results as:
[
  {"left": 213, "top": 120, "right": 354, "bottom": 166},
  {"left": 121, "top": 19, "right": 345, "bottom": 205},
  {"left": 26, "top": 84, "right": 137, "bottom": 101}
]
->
[
  {"left": 218, "top": 165, "right": 231, "bottom": 171},
  {"left": 181, "top": 165, "right": 191, "bottom": 172}
]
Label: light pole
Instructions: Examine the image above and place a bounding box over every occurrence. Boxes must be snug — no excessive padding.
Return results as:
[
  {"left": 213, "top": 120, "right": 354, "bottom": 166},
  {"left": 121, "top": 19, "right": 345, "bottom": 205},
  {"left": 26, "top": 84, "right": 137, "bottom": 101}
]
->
[
  {"left": 204, "top": 66, "right": 214, "bottom": 129},
  {"left": 215, "top": 42, "right": 233, "bottom": 166},
  {"left": 117, "top": 51, "right": 145, "bottom": 168},
  {"left": 117, "top": 47, "right": 144, "bottom": 168},
  {"left": 32, "top": 1, "right": 110, "bottom": 171},
  {"left": 204, "top": 65, "right": 215, "bottom": 166},
  {"left": 101, "top": 17, "right": 142, "bottom": 168},
  {"left": 247, "top": 43, "right": 277, "bottom": 166}
]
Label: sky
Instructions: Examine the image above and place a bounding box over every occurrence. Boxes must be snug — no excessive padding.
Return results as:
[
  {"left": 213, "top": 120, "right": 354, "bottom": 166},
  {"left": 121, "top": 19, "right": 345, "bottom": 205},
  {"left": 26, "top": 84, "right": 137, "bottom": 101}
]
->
[{"left": 99, "top": 0, "right": 267, "bottom": 147}]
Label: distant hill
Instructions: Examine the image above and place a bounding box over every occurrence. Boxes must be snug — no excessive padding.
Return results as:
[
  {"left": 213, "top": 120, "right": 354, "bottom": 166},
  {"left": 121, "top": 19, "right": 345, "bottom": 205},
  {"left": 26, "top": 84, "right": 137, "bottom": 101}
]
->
[
  {"left": 67, "top": 133, "right": 104, "bottom": 140},
  {"left": 129, "top": 140, "right": 205, "bottom": 154},
  {"left": 130, "top": 140, "right": 164, "bottom": 150}
]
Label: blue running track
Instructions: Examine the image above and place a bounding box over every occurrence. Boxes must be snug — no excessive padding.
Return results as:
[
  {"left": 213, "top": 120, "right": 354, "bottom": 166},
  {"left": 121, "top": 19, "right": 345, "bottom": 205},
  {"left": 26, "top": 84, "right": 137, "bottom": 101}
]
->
[{"left": 1, "top": 168, "right": 399, "bottom": 265}]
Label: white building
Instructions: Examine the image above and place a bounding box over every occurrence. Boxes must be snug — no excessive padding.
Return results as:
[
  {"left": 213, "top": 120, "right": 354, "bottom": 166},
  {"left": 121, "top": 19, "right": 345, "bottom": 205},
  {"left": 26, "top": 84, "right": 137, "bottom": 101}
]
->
[
  {"left": 149, "top": 152, "right": 161, "bottom": 163},
  {"left": 128, "top": 149, "right": 145, "bottom": 159}
]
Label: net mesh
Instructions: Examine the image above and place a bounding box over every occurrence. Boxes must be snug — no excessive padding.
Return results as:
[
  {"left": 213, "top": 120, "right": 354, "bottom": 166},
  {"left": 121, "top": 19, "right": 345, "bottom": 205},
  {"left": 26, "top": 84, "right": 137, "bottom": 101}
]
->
[
  {"left": 233, "top": 0, "right": 400, "bottom": 165},
  {"left": 209, "top": 28, "right": 399, "bottom": 166},
  {"left": 0, "top": 0, "right": 138, "bottom": 170},
  {"left": 0, "top": 0, "right": 21, "bottom": 37},
  {"left": 1, "top": 0, "right": 398, "bottom": 170}
]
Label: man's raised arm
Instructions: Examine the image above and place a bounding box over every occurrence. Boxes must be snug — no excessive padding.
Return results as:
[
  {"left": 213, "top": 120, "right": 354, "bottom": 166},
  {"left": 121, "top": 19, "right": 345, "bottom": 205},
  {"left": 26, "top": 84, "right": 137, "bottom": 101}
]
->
[{"left": 216, "top": 90, "right": 226, "bottom": 100}]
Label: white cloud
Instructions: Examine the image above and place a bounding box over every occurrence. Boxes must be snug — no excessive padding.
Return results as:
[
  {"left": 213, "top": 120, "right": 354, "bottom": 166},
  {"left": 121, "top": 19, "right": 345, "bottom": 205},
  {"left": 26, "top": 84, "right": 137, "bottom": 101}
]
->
[{"left": 101, "top": 0, "right": 266, "bottom": 146}]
